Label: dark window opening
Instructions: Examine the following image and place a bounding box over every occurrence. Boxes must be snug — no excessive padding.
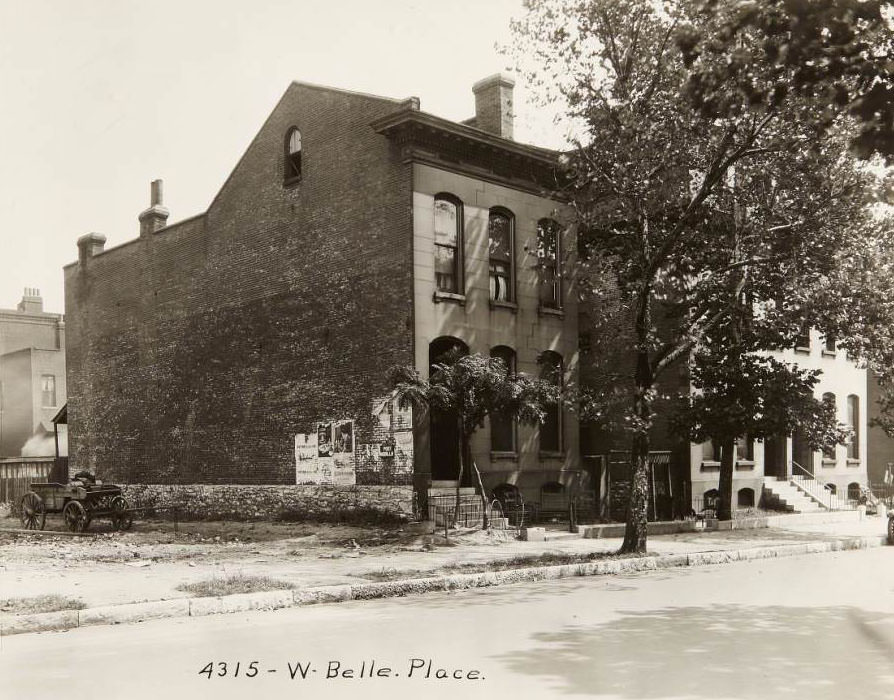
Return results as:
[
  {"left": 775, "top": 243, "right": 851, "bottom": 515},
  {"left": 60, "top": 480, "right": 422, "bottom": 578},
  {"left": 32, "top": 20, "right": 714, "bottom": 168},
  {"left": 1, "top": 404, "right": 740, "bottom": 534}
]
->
[
  {"left": 490, "top": 346, "right": 516, "bottom": 452},
  {"left": 537, "top": 218, "right": 562, "bottom": 309},
  {"left": 434, "top": 195, "right": 463, "bottom": 294},
  {"left": 285, "top": 128, "right": 302, "bottom": 182},
  {"left": 539, "top": 351, "right": 563, "bottom": 452},
  {"left": 489, "top": 210, "right": 514, "bottom": 302}
]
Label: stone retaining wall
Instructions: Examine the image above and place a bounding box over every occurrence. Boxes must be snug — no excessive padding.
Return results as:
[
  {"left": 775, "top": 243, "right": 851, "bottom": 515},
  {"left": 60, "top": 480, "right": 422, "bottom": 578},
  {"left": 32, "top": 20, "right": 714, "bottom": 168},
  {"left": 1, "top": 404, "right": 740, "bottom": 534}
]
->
[{"left": 120, "top": 484, "right": 415, "bottom": 523}]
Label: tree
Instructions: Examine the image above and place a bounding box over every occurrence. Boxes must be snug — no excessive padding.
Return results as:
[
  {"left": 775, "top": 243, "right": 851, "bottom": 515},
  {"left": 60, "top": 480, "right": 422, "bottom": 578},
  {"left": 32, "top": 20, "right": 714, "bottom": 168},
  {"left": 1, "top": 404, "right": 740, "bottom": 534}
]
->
[
  {"left": 388, "top": 353, "right": 557, "bottom": 528},
  {"left": 512, "top": 0, "right": 894, "bottom": 551}
]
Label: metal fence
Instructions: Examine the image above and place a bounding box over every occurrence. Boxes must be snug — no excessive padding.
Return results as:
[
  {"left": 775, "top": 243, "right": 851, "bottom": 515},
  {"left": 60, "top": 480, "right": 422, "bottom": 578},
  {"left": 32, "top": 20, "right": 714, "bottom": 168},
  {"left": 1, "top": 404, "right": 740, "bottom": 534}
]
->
[{"left": 0, "top": 457, "right": 55, "bottom": 506}]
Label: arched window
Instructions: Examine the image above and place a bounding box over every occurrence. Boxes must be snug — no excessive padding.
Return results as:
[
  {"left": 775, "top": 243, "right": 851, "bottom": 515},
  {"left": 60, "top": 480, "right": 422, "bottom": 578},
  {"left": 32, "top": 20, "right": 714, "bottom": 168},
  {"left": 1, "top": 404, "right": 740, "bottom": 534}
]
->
[
  {"left": 539, "top": 351, "right": 563, "bottom": 453},
  {"left": 433, "top": 194, "right": 463, "bottom": 294},
  {"left": 822, "top": 393, "right": 836, "bottom": 459},
  {"left": 488, "top": 208, "right": 514, "bottom": 303},
  {"left": 285, "top": 128, "right": 302, "bottom": 183},
  {"left": 537, "top": 218, "right": 562, "bottom": 309},
  {"left": 737, "top": 488, "right": 755, "bottom": 508},
  {"left": 490, "top": 346, "right": 516, "bottom": 452},
  {"left": 847, "top": 394, "right": 860, "bottom": 459}
]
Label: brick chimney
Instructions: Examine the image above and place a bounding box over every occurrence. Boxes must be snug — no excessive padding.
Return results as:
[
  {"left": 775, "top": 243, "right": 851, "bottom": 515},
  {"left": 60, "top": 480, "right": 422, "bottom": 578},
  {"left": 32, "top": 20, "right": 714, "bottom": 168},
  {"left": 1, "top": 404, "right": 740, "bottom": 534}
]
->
[
  {"left": 138, "top": 179, "right": 169, "bottom": 237},
  {"left": 472, "top": 73, "right": 515, "bottom": 140},
  {"left": 77, "top": 233, "right": 106, "bottom": 266},
  {"left": 17, "top": 287, "right": 43, "bottom": 313}
]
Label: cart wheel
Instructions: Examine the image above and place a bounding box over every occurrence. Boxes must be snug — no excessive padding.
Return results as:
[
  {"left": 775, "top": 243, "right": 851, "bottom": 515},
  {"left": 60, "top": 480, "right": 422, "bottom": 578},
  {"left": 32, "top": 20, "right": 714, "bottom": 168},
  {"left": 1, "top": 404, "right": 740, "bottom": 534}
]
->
[
  {"left": 110, "top": 496, "right": 131, "bottom": 531},
  {"left": 63, "top": 501, "right": 87, "bottom": 533},
  {"left": 20, "top": 492, "right": 46, "bottom": 531}
]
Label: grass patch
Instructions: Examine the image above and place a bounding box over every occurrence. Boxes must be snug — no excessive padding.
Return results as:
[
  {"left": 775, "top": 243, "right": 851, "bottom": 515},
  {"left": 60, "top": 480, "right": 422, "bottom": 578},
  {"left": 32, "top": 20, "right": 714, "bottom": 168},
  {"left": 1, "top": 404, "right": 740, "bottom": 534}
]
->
[
  {"left": 0, "top": 594, "right": 86, "bottom": 616},
  {"left": 176, "top": 573, "right": 295, "bottom": 597},
  {"left": 362, "top": 550, "right": 650, "bottom": 582}
]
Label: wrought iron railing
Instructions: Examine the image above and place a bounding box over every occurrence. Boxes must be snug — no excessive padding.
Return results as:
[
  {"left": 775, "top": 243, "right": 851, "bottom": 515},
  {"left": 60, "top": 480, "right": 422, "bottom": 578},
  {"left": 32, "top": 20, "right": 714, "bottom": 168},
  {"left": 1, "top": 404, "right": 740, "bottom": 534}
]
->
[{"left": 789, "top": 461, "right": 856, "bottom": 511}]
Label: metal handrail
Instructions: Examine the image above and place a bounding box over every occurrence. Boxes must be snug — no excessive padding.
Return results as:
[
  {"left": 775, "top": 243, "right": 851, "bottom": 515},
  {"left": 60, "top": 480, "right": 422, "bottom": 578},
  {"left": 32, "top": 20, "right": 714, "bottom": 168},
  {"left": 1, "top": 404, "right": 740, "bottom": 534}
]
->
[{"left": 789, "top": 461, "right": 854, "bottom": 511}]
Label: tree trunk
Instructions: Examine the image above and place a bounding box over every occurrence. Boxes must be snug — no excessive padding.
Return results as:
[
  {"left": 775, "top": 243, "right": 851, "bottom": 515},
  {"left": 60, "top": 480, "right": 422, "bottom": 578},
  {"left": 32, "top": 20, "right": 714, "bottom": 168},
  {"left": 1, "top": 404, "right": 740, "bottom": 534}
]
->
[
  {"left": 717, "top": 435, "right": 735, "bottom": 521},
  {"left": 621, "top": 353, "right": 653, "bottom": 553},
  {"left": 471, "top": 458, "right": 489, "bottom": 530}
]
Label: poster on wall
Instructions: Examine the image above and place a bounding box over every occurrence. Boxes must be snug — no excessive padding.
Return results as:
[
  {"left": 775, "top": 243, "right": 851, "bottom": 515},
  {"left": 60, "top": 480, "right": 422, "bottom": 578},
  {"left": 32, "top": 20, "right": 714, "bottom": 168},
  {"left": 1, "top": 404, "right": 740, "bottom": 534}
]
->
[
  {"left": 334, "top": 420, "right": 354, "bottom": 454},
  {"left": 332, "top": 419, "right": 356, "bottom": 485},
  {"left": 317, "top": 422, "right": 333, "bottom": 457},
  {"left": 294, "top": 432, "right": 319, "bottom": 483}
]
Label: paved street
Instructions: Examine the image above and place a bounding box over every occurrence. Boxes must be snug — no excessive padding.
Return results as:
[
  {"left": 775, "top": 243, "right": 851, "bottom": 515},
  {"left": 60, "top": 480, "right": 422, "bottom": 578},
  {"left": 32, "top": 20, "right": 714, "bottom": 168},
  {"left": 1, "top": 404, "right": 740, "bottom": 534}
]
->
[{"left": 3, "top": 546, "right": 893, "bottom": 700}]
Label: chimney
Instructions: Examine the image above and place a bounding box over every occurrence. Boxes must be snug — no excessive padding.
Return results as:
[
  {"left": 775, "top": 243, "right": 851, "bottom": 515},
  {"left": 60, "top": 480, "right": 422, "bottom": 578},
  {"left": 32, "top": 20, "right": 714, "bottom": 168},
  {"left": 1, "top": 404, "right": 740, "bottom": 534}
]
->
[
  {"left": 17, "top": 287, "right": 44, "bottom": 313},
  {"left": 77, "top": 233, "right": 107, "bottom": 266},
  {"left": 472, "top": 73, "right": 515, "bottom": 140},
  {"left": 138, "top": 179, "right": 169, "bottom": 237}
]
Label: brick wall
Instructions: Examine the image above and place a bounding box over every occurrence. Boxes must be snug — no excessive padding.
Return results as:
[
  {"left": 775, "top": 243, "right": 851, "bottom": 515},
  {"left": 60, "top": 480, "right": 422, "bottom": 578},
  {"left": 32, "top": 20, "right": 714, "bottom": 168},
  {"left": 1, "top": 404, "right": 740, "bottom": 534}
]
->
[{"left": 65, "top": 84, "right": 415, "bottom": 485}]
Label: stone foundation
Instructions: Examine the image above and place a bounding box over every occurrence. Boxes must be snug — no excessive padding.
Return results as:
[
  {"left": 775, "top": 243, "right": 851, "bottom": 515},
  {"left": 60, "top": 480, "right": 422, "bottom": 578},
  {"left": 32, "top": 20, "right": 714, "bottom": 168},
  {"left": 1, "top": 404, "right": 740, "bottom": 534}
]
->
[{"left": 120, "top": 484, "right": 415, "bottom": 523}]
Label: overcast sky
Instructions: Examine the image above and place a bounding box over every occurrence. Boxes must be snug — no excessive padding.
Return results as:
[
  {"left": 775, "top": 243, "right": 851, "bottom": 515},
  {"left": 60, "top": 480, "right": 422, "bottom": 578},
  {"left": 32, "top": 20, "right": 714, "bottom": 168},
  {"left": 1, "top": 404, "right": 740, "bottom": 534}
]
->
[{"left": 0, "top": 0, "right": 564, "bottom": 315}]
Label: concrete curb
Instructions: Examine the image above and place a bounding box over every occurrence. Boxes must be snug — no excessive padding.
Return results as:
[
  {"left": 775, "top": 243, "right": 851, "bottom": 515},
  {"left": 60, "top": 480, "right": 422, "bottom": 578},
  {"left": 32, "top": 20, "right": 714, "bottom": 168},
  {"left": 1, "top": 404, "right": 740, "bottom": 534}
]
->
[{"left": 1, "top": 534, "right": 887, "bottom": 637}]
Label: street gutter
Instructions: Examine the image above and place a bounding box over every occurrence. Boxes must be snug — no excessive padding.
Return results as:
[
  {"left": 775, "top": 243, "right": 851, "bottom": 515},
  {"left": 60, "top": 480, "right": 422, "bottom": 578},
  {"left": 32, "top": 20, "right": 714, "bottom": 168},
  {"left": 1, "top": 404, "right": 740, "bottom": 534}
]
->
[{"left": 1, "top": 533, "right": 887, "bottom": 638}]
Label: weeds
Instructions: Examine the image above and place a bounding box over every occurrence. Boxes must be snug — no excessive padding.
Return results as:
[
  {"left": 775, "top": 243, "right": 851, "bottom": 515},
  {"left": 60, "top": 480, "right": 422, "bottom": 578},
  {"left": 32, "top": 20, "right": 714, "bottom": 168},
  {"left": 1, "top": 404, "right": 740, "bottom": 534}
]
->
[
  {"left": 0, "top": 595, "right": 86, "bottom": 615},
  {"left": 176, "top": 573, "right": 294, "bottom": 597}
]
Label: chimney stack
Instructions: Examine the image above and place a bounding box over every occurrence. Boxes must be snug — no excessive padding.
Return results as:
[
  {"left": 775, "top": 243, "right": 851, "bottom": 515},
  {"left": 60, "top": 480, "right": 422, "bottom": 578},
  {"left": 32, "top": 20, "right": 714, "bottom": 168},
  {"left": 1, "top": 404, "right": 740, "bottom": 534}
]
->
[
  {"left": 77, "top": 233, "right": 107, "bottom": 266},
  {"left": 17, "top": 287, "right": 44, "bottom": 313},
  {"left": 472, "top": 73, "right": 515, "bottom": 140},
  {"left": 139, "top": 178, "right": 169, "bottom": 237}
]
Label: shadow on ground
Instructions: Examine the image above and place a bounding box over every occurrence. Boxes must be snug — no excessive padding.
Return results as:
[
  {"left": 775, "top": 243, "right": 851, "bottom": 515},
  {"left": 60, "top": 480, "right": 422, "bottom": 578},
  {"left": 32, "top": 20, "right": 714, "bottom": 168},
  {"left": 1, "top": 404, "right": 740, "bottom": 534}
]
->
[{"left": 497, "top": 604, "right": 894, "bottom": 698}]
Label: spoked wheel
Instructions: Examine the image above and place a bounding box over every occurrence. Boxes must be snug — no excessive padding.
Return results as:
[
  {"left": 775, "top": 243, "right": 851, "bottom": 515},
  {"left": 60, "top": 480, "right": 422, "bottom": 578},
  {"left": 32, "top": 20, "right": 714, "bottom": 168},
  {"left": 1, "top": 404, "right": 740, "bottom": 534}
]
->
[
  {"left": 63, "top": 501, "right": 88, "bottom": 533},
  {"left": 20, "top": 492, "right": 46, "bottom": 530},
  {"left": 110, "top": 495, "right": 132, "bottom": 531}
]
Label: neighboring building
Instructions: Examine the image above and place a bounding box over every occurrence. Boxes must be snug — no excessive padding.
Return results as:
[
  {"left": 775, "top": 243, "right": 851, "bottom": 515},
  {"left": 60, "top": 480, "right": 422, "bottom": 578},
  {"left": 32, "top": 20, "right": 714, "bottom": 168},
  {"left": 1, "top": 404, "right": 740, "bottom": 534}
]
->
[
  {"left": 689, "top": 331, "right": 869, "bottom": 512},
  {"left": 867, "top": 372, "right": 894, "bottom": 487},
  {"left": 0, "top": 289, "right": 67, "bottom": 457},
  {"left": 65, "top": 76, "right": 579, "bottom": 513}
]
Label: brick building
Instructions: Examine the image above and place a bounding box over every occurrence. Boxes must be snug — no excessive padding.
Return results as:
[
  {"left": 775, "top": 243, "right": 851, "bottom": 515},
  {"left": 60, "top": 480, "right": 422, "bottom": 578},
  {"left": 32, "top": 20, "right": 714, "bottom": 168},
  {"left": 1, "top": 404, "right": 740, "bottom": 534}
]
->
[
  {"left": 65, "top": 75, "right": 580, "bottom": 517},
  {"left": 0, "top": 289, "right": 66, "bottom": 457}
]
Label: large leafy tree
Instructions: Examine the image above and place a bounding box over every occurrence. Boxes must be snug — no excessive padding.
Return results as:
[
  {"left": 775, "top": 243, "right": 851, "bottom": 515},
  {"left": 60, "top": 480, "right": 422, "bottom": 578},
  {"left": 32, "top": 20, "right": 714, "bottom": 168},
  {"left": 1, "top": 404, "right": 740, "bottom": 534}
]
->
[
  {"left": 513, "top": 0, "right": 894, "bottom": 552},
  {"left": 388, "top": 353, "right": 557, "bottom": 528}
]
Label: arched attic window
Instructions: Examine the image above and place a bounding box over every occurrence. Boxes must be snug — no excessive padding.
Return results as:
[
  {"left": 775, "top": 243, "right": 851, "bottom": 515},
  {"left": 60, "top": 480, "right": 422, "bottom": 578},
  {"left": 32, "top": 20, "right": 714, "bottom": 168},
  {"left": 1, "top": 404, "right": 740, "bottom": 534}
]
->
[{"left": 285, "top": 128, "right": 302, "bottom": 183}]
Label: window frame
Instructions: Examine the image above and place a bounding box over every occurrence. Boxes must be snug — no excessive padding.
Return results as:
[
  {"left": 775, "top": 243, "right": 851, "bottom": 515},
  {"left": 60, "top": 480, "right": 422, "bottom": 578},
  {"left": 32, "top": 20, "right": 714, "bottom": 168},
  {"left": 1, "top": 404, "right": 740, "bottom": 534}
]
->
[
  {"left": 847, "top": 394, "right": 860, "bottom": 460},
  {"left": 489, "top": 346, "right": 517, "bottom": 454},
  {"left": 822, "top": 393, "right": 837, "bottom": 460},
  {"left": 536, "top": 218, "right": 562, "bottom": 310},
  {"left": 41, "top": 374, "right": 56, "bottom": 408},
  {"left": 284, "top": 127, "right": 302, "bottom": 185},
  {"left": 432, "top": 194, "right": 464, "bottom": 297},
  {"left": 488, "top": 208, "right": 515, "bottom": 305},
  {"left": 539, "top": 351, "right": 563, "bottom": 454}
]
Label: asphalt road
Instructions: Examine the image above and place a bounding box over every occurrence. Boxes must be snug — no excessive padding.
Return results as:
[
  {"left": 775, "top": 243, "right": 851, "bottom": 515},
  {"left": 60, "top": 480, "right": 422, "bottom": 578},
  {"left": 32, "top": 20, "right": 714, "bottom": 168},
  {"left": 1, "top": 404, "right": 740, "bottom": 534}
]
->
[{"left": 2, "top": 547, "right": 893, "bottom": 700}]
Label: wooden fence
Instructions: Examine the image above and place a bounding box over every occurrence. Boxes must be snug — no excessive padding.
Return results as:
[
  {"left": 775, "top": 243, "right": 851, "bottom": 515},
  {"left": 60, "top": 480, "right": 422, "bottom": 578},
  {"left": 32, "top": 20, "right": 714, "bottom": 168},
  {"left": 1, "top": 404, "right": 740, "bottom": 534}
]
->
[{"left": 0, "top": 457, "right": 56, "bottom": 505}]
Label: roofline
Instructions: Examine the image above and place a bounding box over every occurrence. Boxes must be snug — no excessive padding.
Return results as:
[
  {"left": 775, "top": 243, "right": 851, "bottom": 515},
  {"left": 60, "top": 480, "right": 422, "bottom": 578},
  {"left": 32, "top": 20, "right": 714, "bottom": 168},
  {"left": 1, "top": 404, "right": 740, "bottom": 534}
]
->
[
  {"left": 371, "top": 108, "right": 560, "bottom": 164},
  {"left": 63, "top": 212, "right": 207, "bottom": 270},
  {"left": 288, "top": 79, "right": 409, "bottom": 105}
]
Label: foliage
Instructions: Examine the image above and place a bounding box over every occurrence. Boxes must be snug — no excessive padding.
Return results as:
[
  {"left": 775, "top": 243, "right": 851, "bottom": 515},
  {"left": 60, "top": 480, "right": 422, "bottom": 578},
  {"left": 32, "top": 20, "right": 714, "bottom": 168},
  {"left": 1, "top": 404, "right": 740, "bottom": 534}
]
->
[
  {"left": 512, "top": 0, "right": 894, "bottom": 550},
  {"left": 678, "top": 0, "right": 894, "bottom": 161}
]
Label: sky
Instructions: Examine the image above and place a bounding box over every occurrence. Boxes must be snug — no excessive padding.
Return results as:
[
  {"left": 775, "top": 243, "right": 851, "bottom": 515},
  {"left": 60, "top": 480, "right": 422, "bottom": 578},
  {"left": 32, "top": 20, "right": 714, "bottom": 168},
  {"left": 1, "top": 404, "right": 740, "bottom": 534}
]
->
[{"left": 0, "top": 0, "right": 563, "bottom": 315}]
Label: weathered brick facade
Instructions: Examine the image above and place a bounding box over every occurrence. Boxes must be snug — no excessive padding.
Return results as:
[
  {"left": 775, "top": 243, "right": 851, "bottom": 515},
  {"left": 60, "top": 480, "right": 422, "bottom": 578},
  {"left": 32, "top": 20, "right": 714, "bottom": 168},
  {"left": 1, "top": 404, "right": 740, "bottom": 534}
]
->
[{"left": 65, "top": 84, "right": 415, "bottom": 485}]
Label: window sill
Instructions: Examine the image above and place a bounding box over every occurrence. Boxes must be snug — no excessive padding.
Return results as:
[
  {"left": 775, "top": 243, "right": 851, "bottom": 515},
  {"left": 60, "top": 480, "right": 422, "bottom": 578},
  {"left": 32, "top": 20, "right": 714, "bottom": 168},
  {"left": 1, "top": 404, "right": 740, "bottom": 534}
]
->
[
  {"left": 490, "top": 451, "right": 518, "bottom": 461},
  {"left": 821, "top": 459, "right": 837, "bottom": 468},
  {"left": 735, "top": 460, "right": 755, "bottom": 470},
  {"left": 539, "top": 451, "right": 565, "bottom": 460},
  {"left": 433, "top": 291, "right": 466, "bottom": 306},
  {"left": 701, "top": 461, "right": 720, "bottom": 472},
  {"left": 489, "top": 299, "right": 518, "bottom": 312},
  {"left": 821, "top": 350, "right": 837, "bottom": 358},
  {"left": 846, "top": 459, "right": 861, "bottom": 468},
  {"left": 794, "top": 346, "right": 811, "bottom": 355},
  {"left": 538, "top": 305, "right": 564, "bottom": 318}
]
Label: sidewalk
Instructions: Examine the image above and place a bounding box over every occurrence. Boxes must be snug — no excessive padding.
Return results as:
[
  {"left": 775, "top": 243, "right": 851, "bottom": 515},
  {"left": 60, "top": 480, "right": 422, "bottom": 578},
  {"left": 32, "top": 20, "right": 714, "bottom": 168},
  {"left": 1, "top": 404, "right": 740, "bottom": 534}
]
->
[{"left": 1, "top": 512, "right": 889, "bottom": 636}]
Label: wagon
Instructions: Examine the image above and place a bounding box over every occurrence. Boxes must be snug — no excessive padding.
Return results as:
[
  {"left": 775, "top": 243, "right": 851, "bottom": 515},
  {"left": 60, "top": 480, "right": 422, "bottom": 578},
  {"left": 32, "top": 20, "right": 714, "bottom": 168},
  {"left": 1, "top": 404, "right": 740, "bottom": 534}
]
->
[{"left": 19, "top": 478, "right": 133, "bottom": 533}]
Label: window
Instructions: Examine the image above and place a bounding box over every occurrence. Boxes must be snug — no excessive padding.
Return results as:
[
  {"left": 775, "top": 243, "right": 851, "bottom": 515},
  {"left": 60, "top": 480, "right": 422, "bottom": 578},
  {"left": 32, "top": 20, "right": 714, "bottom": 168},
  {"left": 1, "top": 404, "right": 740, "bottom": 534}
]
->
[
  {"left": 488, "top": 209, "right": 514, "bottom": 302},
  {"left": 285, "top": 128, "right": 302, "bottom": 182},
  {"left": 539, "top": 351, "right": 563, "bottom": 452},
  {"left": 41, "top": 375, "right": 56, "bottom": 407},
  {"left": 847, "top": 394, "right": 860, "bottom": 459},
  {"left": 824, "top": 335, "right": 836, "bottom": 353},
  {"left": 735, "top": 435, "right": 753, "bottom": 462},
  {"left": 702, "top": 440, "right": 721, "bottom": 462},
  {"left": 433, "top": 195, "right": 463, "bottom": 294},
  {"left": 737, "top": 488, "right": 755, "bottom": 508},
  {"left": 822, "top": 393, "right": 836, "bottom": 459},
  {"left": 537, "top": 218, "right": 562, "bottom": 309},
  {"left": 490, "top": 346, "right": 516, "bottom": 452},
  {"left": 795, "top": 327, "right": 810, "bottom": 350}
]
